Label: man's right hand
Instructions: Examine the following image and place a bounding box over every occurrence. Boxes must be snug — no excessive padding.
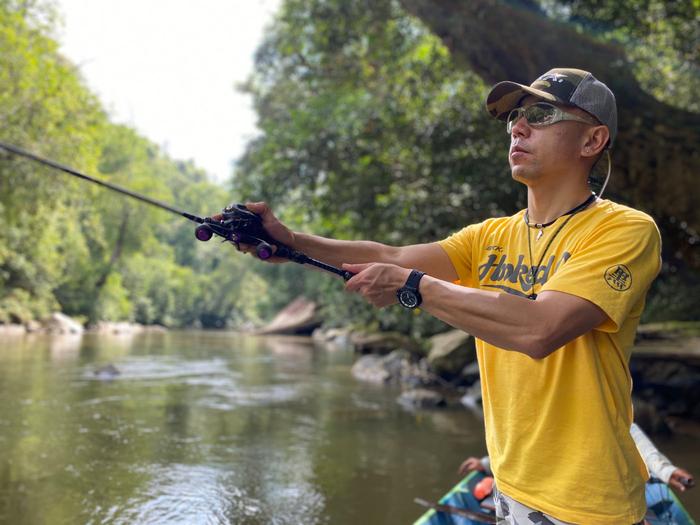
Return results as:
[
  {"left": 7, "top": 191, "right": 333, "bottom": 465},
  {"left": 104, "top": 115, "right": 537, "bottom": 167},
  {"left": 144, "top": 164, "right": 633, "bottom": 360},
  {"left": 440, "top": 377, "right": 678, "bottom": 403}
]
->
[
  {"left": 212, "top": 201, "right": 296, "bottom": 263},
  {"left": 244, "top": 201, "right": 296, "bottom": 247}
]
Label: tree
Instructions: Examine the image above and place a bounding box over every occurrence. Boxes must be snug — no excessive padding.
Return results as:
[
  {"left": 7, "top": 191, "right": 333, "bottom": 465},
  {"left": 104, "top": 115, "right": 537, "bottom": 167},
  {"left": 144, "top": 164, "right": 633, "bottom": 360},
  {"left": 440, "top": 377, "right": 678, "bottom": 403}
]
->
[{"left": 397, "top": 0, "right": 700, "bottom": 270}]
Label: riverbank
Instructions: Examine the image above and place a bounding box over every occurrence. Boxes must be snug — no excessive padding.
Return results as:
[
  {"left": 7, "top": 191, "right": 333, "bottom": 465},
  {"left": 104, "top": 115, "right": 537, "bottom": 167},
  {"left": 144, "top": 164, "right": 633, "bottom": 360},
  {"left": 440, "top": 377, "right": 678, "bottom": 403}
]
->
[
  {"left": 312, "top": 322, "right": 700, "bottom": 438},
  {"left": 0, "top": 314, "right": 167, "bottom": 336}
]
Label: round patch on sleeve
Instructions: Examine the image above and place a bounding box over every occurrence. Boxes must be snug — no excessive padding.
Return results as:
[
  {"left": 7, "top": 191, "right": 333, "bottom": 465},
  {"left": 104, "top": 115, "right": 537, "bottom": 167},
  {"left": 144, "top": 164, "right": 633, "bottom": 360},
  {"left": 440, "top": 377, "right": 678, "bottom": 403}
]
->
[{"left": 604, "top": 264, "right": 632, "bottom": 291}]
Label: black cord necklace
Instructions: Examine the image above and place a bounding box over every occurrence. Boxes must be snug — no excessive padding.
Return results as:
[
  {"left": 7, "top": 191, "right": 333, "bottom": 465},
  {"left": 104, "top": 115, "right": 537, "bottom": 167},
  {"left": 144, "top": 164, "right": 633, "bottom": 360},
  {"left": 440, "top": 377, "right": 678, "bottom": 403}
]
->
[
  {"left": 524, "top": 193, "right": 597, "bottom": 300},
  {"left": 524, "top": 193, "right": 597, "bottom": 241}
]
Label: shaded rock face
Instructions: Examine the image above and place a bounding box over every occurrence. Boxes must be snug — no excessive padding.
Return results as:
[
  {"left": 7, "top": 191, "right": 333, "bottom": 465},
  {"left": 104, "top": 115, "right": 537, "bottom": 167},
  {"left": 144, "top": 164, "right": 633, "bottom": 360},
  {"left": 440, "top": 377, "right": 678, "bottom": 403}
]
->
[
  {"left": 257, "top": 297, "right": 321, "bottom": 336},
  {"left": 427, "top": 329, "right": 476, "bottom": 377},
  {"left": 43, "top": 313, "right": 84, "bottom": 335},
  {"left": 633, "top": 397, "right": 667, "bottom": 434},
  {"left": 631, "top": 354, "right": 700, "bottom": 436},
  {"left": 312, "top": 328, "right": 352, "bottom": 350},
  {"left": 350, "top": 331, "right": 421, "bottom": 355},
  {"left": 398, "top": 388, "right": 446, "bottom": 409}
]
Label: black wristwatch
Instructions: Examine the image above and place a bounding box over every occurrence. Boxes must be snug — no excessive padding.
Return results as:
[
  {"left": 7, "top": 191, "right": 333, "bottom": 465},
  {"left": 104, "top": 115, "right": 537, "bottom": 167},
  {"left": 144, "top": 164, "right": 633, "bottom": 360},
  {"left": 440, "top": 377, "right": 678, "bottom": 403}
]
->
[{"left": 396, "top": 270, "right": 425, "bottom": 309}]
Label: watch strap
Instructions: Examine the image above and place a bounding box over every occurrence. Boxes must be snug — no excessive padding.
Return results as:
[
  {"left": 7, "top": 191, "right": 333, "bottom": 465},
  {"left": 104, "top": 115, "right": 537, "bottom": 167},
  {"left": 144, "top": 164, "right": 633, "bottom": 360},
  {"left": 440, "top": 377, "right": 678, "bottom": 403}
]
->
[{"left": 405, "top": 269, "right": 425, "bottom": 290}]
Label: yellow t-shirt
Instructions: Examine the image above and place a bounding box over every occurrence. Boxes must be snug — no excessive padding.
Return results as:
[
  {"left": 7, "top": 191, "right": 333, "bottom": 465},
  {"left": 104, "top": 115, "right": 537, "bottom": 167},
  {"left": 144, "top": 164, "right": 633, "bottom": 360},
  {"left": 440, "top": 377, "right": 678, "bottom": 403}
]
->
[{"left": 438, "top": 199, "right": 662, "bottom": 525}]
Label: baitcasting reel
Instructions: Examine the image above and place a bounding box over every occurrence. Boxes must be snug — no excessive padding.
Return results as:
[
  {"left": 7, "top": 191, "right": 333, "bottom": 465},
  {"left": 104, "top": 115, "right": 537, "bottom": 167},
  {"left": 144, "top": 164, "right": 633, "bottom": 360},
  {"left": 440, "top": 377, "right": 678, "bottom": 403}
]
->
[
  {"left": 194, "top": 203, "right": 354, "bottom": 280},
  {"left": 194, "top": 203, "right": 280, "bottom": 260}
]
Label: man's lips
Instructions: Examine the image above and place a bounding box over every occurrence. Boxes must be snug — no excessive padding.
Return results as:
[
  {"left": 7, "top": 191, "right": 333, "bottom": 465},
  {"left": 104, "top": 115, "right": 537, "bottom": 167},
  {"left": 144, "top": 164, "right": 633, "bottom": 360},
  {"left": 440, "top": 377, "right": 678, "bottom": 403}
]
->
[{"left": 510, "top": 144, "right": 531, "bottom": 158}]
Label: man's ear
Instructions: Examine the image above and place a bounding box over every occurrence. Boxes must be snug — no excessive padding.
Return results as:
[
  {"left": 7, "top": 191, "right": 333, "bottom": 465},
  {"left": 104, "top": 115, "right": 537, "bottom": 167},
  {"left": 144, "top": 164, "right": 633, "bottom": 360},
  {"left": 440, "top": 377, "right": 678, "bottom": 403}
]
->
[{"left": 581, "top": 126, "right": 609, "bottom": 158}]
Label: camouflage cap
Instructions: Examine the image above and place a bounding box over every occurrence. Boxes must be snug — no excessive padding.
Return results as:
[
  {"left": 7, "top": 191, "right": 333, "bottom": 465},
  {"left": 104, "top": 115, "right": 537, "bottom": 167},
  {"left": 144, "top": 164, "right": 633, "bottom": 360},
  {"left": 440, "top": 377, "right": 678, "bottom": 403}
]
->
[{"left": 486, "top": 68, "right": 617, "bottom": 147}]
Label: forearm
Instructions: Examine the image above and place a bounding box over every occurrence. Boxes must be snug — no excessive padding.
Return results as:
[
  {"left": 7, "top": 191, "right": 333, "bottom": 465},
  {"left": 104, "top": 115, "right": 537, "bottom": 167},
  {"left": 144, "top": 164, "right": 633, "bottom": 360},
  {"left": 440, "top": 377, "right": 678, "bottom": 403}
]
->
[
  {"left": 419, "top": 276, "right": 545, "bottom": 357},
  {"left": 415, "top": 271, "right": 608, "bottom": 358},
  {"left": 293, "top": 232, "right": 399, "bottom": 268},
  {"left": 630, "top": 423, "right": 677, "bottom": 482}
]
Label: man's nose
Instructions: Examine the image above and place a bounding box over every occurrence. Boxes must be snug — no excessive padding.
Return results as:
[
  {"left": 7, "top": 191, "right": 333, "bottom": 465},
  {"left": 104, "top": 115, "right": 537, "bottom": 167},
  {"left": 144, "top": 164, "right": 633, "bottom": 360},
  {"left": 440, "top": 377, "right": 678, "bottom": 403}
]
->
[{"left": 511, "top": 113, "right": 531, "bottom": 138}]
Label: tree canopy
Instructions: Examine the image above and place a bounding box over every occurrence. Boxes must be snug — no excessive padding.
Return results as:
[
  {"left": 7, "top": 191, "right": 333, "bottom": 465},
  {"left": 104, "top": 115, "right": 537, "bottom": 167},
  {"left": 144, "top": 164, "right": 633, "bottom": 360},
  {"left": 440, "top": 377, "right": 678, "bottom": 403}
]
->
[{"left": 0, "top": 1, "right": 268, "bottom": 327}]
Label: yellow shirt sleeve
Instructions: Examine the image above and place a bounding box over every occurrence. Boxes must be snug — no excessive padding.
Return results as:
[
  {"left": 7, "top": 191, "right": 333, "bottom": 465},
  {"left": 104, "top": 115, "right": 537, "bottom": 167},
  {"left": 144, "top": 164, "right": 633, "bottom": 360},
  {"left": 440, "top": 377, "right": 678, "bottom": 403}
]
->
[
  {"left": 540, "top": 213, "right": 661, "bottom": 332},
  {"left": 437, "top": 223, "right": 481, "bottom": 287}
]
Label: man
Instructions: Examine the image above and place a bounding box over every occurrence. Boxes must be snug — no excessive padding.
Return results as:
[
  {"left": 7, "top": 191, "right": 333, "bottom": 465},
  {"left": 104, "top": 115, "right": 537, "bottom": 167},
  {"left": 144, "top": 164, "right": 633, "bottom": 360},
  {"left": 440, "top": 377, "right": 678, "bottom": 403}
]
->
[{"left": 239, "top": 68, "right": 661, "bottom": 524}]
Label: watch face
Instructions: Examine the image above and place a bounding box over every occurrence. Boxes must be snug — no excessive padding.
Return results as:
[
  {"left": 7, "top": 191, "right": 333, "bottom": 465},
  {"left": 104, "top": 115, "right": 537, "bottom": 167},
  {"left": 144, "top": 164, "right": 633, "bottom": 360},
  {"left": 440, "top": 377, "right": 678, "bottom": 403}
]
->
[{"left": 398, "top": 289, "right": 419, "bottom": 308}]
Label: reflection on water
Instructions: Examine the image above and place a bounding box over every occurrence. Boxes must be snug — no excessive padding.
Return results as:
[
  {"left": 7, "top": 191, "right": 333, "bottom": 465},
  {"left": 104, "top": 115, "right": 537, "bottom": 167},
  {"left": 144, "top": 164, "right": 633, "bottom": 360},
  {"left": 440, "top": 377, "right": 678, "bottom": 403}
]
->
[{"left": 0, "top": 331, "right": 697, "bottom": 524}]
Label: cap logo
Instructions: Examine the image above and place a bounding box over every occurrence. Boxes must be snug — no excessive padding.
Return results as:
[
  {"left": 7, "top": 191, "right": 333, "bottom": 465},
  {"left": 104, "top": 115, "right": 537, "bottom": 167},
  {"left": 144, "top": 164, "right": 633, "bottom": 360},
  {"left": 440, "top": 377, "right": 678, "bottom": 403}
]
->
[{"left": 538, "top": 73, "right": 567, "bottom": 83}]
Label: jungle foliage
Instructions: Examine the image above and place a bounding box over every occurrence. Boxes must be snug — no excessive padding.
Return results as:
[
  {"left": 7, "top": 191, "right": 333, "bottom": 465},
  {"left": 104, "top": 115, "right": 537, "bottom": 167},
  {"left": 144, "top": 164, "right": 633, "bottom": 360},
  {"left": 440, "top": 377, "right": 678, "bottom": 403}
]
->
[
  {"left": 237, "top": 0, "right": 700, "bottom": 327},
  {"left": 1, "top": 0, "right": 698, "bottom": 331},
  {"left": 0, "top": 1, "right": 268, "bottom": 328}
]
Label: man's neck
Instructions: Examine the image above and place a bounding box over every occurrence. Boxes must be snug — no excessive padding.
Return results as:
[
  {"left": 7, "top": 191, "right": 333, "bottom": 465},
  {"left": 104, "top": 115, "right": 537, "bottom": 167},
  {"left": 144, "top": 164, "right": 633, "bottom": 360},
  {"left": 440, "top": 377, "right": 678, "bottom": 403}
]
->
[{"left": 526, "top": 186, "right": 594, "bottom": 225}]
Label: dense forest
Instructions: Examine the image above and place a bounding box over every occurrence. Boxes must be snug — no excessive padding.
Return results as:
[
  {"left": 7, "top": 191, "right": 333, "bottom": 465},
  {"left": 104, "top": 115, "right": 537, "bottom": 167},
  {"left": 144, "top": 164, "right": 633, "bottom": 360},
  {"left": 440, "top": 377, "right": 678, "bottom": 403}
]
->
[{"left": 1, "top": 0, "right": 698, "bottom": 332}]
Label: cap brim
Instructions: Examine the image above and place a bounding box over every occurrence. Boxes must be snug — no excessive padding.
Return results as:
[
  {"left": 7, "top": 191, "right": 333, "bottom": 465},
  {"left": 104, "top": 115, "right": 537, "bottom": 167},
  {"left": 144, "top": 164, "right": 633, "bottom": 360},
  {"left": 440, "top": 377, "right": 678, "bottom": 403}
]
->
[{"left": 486, "top": 81, "right": 562, "bottom": 121}]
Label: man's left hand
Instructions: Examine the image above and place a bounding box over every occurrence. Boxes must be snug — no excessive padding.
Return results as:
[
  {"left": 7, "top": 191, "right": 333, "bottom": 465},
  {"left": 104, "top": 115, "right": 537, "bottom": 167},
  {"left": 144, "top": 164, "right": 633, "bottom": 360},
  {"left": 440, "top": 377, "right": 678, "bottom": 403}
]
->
[{"left": 343, "top": 262, "right": 411, "bottom": 308}]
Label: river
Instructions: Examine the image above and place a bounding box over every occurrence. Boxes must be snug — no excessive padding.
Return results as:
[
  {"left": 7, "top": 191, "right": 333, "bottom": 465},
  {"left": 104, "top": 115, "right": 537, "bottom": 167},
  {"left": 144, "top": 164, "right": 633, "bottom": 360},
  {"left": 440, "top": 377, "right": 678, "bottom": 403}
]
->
[{"left": 0, "top": 331, "right": 697, "bottom": 524}]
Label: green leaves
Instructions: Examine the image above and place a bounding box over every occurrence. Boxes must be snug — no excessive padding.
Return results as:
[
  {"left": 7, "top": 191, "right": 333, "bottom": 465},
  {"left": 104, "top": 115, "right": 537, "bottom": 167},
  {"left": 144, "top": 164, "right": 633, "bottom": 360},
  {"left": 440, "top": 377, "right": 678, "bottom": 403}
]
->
[
  {"left": 0, "top": 2, "right": 255, "bottom": 328},
  {"left": 231, "top": 0, "right": 518, "bottom": 332}
]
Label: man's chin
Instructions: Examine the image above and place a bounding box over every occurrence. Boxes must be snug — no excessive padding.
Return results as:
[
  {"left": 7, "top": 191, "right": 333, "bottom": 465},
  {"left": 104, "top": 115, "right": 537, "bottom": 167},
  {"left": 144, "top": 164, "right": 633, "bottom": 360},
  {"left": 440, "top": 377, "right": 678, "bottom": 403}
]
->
[{"left": 510, "top": 168, "right": 531, "bottom": 184}]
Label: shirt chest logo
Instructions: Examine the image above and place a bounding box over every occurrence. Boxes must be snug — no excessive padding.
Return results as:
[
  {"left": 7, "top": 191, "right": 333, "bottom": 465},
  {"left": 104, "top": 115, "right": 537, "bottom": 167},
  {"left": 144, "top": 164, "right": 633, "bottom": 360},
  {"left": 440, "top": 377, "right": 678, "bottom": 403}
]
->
[{"left": 478, "top": 252, "right": 571, "bottom": 296}]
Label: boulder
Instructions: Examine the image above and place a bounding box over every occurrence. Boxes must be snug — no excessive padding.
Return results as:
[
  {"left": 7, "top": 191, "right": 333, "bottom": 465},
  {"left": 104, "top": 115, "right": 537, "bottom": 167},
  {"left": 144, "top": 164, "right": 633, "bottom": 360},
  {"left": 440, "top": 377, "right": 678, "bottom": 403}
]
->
[
  {"left": 0, "top": 324, "right": 26, "bottom": 336},
  {"left": 42, "top": 313, "right": 84, "bottom": 335},
  {"left": 351, "top": 354, "right": 391, "bottom": 383},
  {"left": 350, "top": 350, "right": 440, "bottom": 389},
  {"left": 94, "top": 364, "right": 121, "bottom": 381},
  {"left": 427, "top": 329, "right": 476, "bottom": 377},
  {"left": 312, "top": 327, "right": 351, "bottom": 350},
  {"left": 350, "top": 331, "right": 420, "bottom": 355},
  {"left": 257, "top": 297, "right": 321, "bottom": 336},
  {"left": 24, "top": 320, "right": 42, "bottom": 333},
  {"left": 90, "top": 321, "right": 143, "bottom": 334},
  {"left": 398, "top": 388, "right": 446, "bottom": 409},
  {"left": 460, "top": 380, "right": 483, "bottom": 411},
  {"left": 351, "top": 350, "right": 413, "bottom": 383}
]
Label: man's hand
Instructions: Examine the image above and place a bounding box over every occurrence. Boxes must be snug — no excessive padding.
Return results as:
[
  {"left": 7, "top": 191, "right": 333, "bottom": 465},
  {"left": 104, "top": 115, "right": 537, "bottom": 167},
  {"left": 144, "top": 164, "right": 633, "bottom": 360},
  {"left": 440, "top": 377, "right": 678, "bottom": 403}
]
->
[
  {"left": 214, "top": 201, "right": 296, "bottom": 263},
  {"left": 669, "top": 468, "right": 695, "bottom": 492},
  {"left": 458, "top": 457, "right": 486, "bottom": 477},
  {"left": 343, "top": 262, "right": 411, "bottom": 308}
]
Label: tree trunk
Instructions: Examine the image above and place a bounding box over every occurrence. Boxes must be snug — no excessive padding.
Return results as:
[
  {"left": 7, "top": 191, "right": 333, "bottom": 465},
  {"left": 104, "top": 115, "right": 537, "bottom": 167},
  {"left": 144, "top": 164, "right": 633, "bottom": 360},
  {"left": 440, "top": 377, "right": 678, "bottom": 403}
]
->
[
  {"left": 94, "top": 207, "right": 130, "bottom": 291},
  {"left": 398, "top": 0, "right": 700, "bottom": 266}
]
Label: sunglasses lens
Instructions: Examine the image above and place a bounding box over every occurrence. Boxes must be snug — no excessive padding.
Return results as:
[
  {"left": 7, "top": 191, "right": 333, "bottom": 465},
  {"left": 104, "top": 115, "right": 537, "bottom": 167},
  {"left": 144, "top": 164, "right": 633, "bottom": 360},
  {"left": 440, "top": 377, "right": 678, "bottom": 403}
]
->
[
  {"left": 526, "top": 104, "right": 557, "bottom": 126},
  {"left": 506, "top": 109, "right": 521, "bottom": 133},
  {"left": 505, "top": 103, "right": 561, "bottom": 133}
]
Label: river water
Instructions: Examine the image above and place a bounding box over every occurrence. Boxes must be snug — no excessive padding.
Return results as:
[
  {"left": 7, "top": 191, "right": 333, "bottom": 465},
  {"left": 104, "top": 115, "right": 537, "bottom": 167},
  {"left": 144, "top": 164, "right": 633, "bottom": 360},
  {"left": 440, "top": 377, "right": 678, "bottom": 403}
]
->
[{"left": 0, "top": 331, "right": 697, "bottom": 524}]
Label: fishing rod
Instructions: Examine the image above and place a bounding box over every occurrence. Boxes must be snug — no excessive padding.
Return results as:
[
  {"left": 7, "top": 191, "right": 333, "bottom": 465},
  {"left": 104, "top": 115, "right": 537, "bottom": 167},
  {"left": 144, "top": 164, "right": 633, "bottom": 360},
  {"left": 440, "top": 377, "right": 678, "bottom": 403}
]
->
[{"left": 0, "top": 140, "right": 353, "bottom": 281}]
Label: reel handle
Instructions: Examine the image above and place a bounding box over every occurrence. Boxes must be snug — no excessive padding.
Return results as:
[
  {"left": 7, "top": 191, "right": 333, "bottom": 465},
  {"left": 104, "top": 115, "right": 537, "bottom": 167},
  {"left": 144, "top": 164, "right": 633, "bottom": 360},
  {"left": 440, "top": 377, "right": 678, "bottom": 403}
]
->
[{"left": 195, "top": 203, "right": 354, "bottom": 280}]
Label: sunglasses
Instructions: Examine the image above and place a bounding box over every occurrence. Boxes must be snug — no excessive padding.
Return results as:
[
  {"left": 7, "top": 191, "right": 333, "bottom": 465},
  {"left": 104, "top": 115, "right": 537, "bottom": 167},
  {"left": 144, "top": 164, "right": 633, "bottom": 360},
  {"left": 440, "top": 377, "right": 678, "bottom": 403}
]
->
[{"left": 506, "top": 102, "right": 596, "bottom": 133}]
